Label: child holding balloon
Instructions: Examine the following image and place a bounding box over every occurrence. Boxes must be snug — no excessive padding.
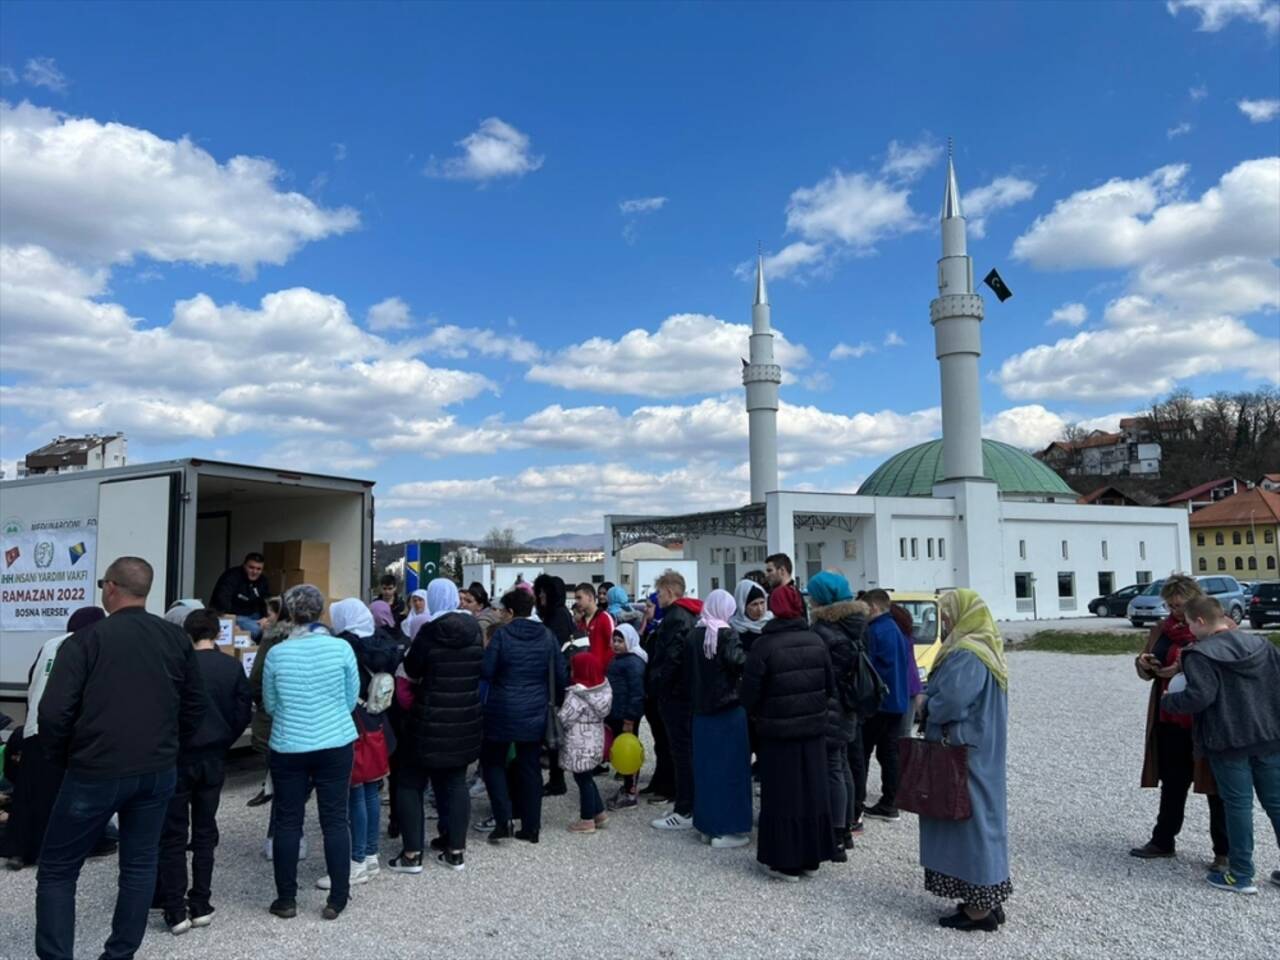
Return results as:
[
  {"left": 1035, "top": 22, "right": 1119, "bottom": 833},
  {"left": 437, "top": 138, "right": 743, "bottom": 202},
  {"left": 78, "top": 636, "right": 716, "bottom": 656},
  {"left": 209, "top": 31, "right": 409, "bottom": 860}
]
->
[
  {"left": 606, "top": 625, "right": 648, "bottom": 810},
  {"left": 559, "top": 653, "right": 614, "bottom": 833}
]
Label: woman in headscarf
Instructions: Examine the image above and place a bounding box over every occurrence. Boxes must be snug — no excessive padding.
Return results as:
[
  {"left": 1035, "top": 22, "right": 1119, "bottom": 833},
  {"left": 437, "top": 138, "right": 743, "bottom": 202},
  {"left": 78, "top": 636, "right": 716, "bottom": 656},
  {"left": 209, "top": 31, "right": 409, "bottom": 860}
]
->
[
  {"left": 740, "top": 585, "right": 836, "bottom": 881},
  {"left": 688, "top": 589, "right": 751, "bottom": 848},
  {"left": 604, "top": 624, "right": 648, "bottom": 810},
  {"left": 369, "top": 600, "right": 396, "bottom": 631},
  {"left": 164, "top": 598, "right": 204, "bottom": 627},
  {"left": 401, "top": 589, "right": 429, "bottom": 639},
  {"left": 2, "top": 607, "right": 106, "bottom": 869},
  {"left": 730, "top": 579, "right": 772, "bottom": 652},
  {"left": 918, "top": 589, "right": 1010, "bottom": 931},
  {"left": 391, "top": 579, "right": 483, "bottom": 873},
  {"left": 807, "top": 572, "right": 867, "bottom": 859}
]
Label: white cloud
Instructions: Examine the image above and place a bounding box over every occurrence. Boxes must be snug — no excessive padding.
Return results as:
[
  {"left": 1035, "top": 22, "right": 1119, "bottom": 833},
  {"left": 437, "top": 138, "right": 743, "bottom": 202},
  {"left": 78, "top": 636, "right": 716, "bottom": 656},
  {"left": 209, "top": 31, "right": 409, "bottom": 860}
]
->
[
  {"left": 0, "top": 101, "right": 359, "bottom": 275},
  {"left": 1167, "top": 0, "right": 1280, "bottom": 34},
  {"left": 526, "top": 313, "right": 811, "bottom": 397},
  {"left": 881, "top": 138, "right": 943, "bottom": 183},
  {"left": 619, "top": 196, "right": 667, "bottom": 214},
  {"left": 883, "top": 331, "right": 906, "bottom": 347},
  {"left": 1048, "top": 302, "right": 1088, "bottom": 327},
  {"left": 333, "top": 142, "right": 347, "bottom": 161},
  {"left": 785, "top": 168, "right": 921, "bottom": 250},
  {"left": 0, "top": 66, "right": 16, "bottom": 86},
  {"left": 367, "top": 296, "right": 412, "bottom": 331},
  {"left": 1167, "top": 121, "right": 1193, "bottom": 139},
  {"left": 736, "top": 242, "right": 827, "bottom": 282},
  {"left": 830, "top": 341, "right": 875, "bottom": 360},
  {"left": 1238, "top": 98, "right": 1280, "bottom": 122},
  {"left": 424, "top": 117, "right": 543, "bottom": 182},
  {"left": 411, "top": 323, "right": 542, "bottom": 363},
  {"left": 963, "top": 175, "right": 1038, "bottom": 238},
  {"left": 1190, "top": 85, "right": 1208, "bottom": 101},
  {"left": 0, "top": 248, "right": 495, "bottom": 442},
  {"left": 22, "top": 57, "right": 67, "bottom": 92},
  {"left": 1001, "top": 157, "right": 1280, "bottom": 400},
  {"left": 983, "top": 405, "right": 1070, "bottom": 450},
  {"left": 377, "top": 516, "right": 441, "bottom": 540}
]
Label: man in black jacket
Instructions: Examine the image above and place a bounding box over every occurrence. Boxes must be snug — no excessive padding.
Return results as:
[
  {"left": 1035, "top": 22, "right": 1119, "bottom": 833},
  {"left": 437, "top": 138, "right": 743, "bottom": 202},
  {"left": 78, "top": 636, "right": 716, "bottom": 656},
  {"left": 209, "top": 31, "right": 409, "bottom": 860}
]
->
[
  {"left": 36, "top": 555, "right": 205, "bottom": 960},
  {"left": 648, "top": 571, "right": 703, "bottom": 832},
  {"left": 156, "top": 608, "right": 252, "bottom": 935},
  {"left": 208, "top": 552, "right": 271, "bottom": 640}
]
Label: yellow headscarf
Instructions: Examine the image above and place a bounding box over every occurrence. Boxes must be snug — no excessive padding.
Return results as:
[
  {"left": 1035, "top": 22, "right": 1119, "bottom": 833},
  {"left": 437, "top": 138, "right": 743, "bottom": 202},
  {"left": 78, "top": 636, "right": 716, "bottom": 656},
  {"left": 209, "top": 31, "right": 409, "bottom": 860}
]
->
[{"left": 935, "top": 589, "right": 1008, "bottom": 692}]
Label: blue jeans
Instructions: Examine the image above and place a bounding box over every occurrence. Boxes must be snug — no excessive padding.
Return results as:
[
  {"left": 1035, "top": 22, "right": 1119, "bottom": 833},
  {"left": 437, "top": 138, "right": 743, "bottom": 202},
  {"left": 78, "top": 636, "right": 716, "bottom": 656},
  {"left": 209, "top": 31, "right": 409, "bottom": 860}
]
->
[
  {"left": 269, "top": 745, "right": 353, "bottom": 908},
  {"left": 349, "top": 781, "right": 380, "bottom": 861},
  {"left": 36, "top": 767, "right": 177, "bottom": 960},
  {"left": 1209, "top": 750, "right": 1280, "bottom": 883},
  {"left": 235, "top": 615, "right": 263, "bottom": 641}
]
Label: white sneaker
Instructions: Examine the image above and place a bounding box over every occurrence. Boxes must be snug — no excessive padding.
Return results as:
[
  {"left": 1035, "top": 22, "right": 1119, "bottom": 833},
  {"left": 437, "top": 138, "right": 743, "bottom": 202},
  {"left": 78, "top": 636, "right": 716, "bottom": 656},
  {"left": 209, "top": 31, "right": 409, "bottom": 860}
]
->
[
  {"left": 711, "top": 834, "right": 751, "bottom": 849},
  {"left": 760, "top": 863, "right": 800, "bottom": 883},
  {"left": 651, "top": 812, "right": 694, "bottom": 831},
  {"left": 469, "top": 778, "right": 487, "bottom": 799},
  {"left": 316, "top": 861, "right": 367, "bottom": 890},
  {"left": 363, "top": 854, "right": 380, "bottom": 878},
  {"left": 168, "top": 917, "right": 192, "bottom": 936}
]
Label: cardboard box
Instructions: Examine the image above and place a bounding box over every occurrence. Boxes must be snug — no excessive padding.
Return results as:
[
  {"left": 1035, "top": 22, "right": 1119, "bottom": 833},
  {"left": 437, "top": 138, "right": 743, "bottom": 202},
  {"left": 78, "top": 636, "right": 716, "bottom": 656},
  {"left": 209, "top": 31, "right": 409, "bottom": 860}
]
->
[
  {"left": 238, "top": 646, "right": 258, "bottom": 678},
  {"left": 217, "top": 642, "right": 238, "bottom": 657},
  {"left": 232, "top": 631, "right": 252, "bottom": 649},
  {"left": 264, "top": 541, "right": 330, "bottom": 573},
  {"left": 216, "top": 616, "right": 235, "bottom": 647},
  {"left": 272, "top": 568, "right": 330, "bottom": 597}
]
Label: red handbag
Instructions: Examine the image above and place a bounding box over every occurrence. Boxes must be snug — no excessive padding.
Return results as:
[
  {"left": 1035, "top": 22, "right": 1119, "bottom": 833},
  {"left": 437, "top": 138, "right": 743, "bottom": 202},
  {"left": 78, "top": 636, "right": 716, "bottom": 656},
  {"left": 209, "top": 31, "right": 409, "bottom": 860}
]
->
[
  {"left": 895, "top": 735, "right": 971, "bottom": 821},
  {"left": 351, "top": 712, "right": 390, "bottom": 786}
]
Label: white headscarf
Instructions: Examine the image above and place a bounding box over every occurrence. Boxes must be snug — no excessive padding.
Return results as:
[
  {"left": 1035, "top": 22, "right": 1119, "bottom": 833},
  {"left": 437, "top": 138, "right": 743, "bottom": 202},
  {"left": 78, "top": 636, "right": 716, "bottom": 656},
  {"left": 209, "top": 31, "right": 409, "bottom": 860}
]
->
[
  {"left": 730, "top": 579, "right": 771, "bottom": 635},
  {"left": 697, "top": 588, "right": 736, "bottom": 659},
  {"left": 426, "top": 578, "right": 460, "bottom": 623},
  {"left": 164, "top": 598, "right": 204, "bottom": 627},
  {"left": 329, "top": 598, "right": 375, "bottom": 638},
  {"left": 613, "top": 622, "right": 647, "bottom": 663},
  {"left": 402, "top": 589, "right": 429, "bottom": 637}
]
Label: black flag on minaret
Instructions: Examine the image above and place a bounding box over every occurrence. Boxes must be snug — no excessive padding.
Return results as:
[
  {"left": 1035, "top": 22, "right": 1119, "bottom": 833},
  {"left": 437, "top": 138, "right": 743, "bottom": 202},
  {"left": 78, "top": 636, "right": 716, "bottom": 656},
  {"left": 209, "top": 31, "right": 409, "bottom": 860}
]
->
[{"left": 984, "top": 269, "right": 1013, "bottom": 302}]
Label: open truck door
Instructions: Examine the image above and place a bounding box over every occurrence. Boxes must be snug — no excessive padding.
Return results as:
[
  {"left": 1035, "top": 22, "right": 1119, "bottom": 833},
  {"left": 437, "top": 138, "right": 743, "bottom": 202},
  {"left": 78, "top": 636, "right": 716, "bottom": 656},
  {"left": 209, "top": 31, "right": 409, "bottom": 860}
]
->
[{"left": 94, "top": 473, "right": 182, "bottom": 616}]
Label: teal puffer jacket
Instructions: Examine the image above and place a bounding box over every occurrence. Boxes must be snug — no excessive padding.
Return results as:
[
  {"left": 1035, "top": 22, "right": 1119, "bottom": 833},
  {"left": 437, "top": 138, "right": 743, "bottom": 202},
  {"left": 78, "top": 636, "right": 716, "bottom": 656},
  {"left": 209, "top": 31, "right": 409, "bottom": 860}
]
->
[{"left": 263, "top": 625, "right": 359, "bottom": 754}]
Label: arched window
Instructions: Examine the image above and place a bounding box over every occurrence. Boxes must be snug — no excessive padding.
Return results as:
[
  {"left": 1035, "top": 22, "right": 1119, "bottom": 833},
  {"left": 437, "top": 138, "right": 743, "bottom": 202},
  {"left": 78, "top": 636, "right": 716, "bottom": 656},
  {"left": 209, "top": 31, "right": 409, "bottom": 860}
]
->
[
  {"left": 1217, "top": 557, "right": 1226, "bottom": 571},
  {"left": 1232, "top": 531, "right": 1242, "bottom": 545},
  {"left": 1215, "top": 532, "right": 1225, "bottom": 546},
  {"left": 1234, "top": 556, "right": 1244, "bottom": 571},
  {"left": 1269, "top": 556, "right": 1277, "bottom": 570},
  {"left": 1197, "top": 557, "right": 1207, "bottom": 571},
  {"left": 1247, "top": 556, "right": 1257, "bottom": 570},
  {"left": 1266, "top": 529, "right": 1275, "bottom": 544}
]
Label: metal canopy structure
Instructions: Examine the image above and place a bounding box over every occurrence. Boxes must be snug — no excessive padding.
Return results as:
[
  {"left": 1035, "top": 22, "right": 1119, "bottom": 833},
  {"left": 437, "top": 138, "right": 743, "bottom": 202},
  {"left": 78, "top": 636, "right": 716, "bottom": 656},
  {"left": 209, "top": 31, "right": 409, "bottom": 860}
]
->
[{"left": 611, "top": 505, "right": 766, "bottom": 551}]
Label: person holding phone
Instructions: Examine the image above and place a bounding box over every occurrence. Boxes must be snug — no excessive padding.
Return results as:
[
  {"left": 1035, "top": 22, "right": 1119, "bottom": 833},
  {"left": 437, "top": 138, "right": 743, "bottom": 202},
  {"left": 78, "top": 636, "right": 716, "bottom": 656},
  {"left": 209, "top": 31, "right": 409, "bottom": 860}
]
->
[{"left": 1130, "top": 575, "right": 1229, "bottom": 868}]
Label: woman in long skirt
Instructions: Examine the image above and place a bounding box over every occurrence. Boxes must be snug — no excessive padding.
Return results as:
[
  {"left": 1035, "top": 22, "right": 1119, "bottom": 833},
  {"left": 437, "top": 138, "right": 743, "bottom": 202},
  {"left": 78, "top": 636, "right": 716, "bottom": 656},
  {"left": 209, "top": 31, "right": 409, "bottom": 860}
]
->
[
  {"left": 918, "top": 589, "right": 1011, "bottom": 931},
  {"left": 689, "top": 589, "right": 752, "bottom": 846},
  {"left": 739, "top": 585, "right": 836, "bottom": 879}
]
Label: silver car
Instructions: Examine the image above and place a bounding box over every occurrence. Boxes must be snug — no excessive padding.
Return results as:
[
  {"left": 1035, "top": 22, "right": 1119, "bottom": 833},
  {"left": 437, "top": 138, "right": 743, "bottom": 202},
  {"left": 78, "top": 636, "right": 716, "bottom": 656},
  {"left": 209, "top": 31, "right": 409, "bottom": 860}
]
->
[{"left": 1127, "top": 575, "right": 1248, "bottom": 627}]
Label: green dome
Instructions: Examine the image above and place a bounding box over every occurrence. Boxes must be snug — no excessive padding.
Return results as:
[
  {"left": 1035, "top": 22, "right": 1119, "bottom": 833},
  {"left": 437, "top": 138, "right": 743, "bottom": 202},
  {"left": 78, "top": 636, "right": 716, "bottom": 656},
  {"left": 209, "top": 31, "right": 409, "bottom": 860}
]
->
[{"left": 857, "top": 439, "right": 1076, "bottom": 499}]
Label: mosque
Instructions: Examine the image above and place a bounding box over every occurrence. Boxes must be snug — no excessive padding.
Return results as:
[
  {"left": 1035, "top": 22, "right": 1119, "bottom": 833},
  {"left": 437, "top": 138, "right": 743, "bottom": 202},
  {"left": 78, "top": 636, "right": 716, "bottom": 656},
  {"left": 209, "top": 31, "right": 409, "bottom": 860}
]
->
[{"left": 604, "top": 154, "right": 1192, "bottom": 620}]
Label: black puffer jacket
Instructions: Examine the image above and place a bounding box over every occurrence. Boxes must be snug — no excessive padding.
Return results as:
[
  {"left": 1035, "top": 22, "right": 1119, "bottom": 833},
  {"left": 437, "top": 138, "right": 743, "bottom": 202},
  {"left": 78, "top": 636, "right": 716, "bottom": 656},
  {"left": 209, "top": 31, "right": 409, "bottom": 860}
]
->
[
  {"left": 810, "top": 600, "right": 867, "bottom": 743},
  {"left": 648, "top": 601, "right": 700, "bottom": 701},
  {"left": 404, "top": 612, "right": 484, "bottom": 768},
  {"left": 688, "top": 626, "right": 746, "bottom": 716},
  {"left": 739, "top": 617, "right": 834, "bottom": 740}
]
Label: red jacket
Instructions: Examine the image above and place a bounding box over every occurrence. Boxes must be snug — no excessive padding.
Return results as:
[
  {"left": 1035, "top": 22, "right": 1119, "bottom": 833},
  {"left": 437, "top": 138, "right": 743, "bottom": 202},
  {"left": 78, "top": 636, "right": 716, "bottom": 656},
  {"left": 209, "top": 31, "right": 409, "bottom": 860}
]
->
[{"left": 582, "top": 610, "right": 615, "bottom": 671}]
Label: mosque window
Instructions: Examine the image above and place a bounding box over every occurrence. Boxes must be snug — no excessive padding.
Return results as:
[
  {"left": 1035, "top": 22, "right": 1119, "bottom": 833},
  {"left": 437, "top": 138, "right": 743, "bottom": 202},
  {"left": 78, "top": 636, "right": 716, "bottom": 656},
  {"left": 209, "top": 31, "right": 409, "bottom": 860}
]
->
[
  {"left": 927, "top": 538, "right": 934, "bottom": 559},
  {"left": 1136, "top": 571, "right": 1152, "bottom": 585},
  {"left": 843, "top": 540, "right": 857, "bottom": 560},
  {"left": 1139, "top": 541, "right": 1147, "bottom": 560},
  {"left": 1057, "top": 572, "right": 1076, "bottom": 610},
  {"left": 1018, "top": 540, "right": 1027, "bottom": 560},
  {"left": 1101, "top": 540, "right": 1109, "bottom": 560},
  {"left": 1061, "top": 540, "right": 1069, "bottom": 560},
  {"left": 899, "top": 538, "right": 907, "bottom": 559},
  {"left": 938, "top": 538, "right": 945, "bottom": 559},
  {"left": 910, "top": 538, "right": 919, "bottom": 560}
]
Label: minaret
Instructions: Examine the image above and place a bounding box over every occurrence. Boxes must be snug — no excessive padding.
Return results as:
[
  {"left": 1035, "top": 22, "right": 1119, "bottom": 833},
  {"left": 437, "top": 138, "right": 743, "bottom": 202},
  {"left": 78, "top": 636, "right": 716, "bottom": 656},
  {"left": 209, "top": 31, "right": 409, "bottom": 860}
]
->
[
  {"left": 744, "top": 255, "right": 781, "bottom": 504},
  {"left": 931, "top": 147, "right": 986, "bottom": 481}
]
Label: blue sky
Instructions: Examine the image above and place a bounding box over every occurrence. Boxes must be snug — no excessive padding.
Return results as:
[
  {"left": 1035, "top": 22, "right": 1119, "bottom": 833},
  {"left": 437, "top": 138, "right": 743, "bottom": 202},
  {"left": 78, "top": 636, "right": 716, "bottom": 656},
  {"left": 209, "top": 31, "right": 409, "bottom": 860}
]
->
[{"left": 1, "top": 0, "right": 1277, "bottom": 541}]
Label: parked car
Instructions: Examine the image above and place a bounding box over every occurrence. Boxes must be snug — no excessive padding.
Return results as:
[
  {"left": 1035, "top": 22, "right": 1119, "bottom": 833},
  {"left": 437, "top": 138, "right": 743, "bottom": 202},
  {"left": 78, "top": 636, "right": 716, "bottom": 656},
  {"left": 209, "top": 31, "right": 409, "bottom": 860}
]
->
[
  {"left": 1248, "top": 581, "right": 1280, "bottom": 629},
  {"left": 1127, "top": 575, "right": 1248, "bottom": 628},
  {"left": 889, "top": 591, "right": 943, "bottom": 683},
  {"left": 1088, "top": 584, "right": 1142, "bottom": 618}
]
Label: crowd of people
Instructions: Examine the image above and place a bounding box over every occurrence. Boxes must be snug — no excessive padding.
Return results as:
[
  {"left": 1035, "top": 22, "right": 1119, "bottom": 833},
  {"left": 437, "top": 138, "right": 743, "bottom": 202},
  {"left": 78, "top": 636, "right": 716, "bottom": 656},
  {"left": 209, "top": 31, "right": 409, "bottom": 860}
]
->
[{"left": 3, "top": 551, "right": 1277, "bottom": 959}]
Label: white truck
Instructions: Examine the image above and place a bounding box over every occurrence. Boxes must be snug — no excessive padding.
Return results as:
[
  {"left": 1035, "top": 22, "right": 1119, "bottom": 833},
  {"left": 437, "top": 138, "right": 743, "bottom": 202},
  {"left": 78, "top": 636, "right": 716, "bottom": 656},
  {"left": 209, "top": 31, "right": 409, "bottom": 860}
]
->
[{"left": 0, "top": 458, "right": 374, "bottom": 709}]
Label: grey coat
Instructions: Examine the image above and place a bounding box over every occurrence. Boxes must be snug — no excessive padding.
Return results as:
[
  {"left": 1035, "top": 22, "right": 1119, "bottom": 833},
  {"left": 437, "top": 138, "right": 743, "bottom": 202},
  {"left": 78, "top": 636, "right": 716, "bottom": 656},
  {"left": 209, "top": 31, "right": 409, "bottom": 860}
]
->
[
  {"left": 1161, "top": 629, "right": 1280, "bottom": 760},
  {"left": 918, "top": 649, "right": 1009, "bottom": 888}
]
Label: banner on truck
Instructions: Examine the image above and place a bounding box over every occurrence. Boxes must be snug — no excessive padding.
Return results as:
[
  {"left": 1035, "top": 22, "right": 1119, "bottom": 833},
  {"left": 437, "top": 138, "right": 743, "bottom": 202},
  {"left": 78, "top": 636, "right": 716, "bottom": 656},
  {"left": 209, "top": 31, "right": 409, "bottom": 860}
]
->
[{"left": 1, "top": 515, "right": 98, "bottom": 631}]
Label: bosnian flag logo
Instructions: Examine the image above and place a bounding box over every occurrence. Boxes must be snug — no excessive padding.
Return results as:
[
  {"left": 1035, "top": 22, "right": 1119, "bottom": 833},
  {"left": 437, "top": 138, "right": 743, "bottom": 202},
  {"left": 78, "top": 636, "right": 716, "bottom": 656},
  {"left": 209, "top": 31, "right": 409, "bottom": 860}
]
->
[{"left": 69, "top": 542, "right": 87, "bottom": 565}]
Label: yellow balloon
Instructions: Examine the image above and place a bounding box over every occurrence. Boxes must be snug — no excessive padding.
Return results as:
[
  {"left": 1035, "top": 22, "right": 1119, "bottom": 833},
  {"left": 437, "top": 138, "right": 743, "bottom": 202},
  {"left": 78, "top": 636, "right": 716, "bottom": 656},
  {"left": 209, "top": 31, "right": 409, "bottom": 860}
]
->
[{"left": 610, "top": 732, "right": 645, "bottom": 776}]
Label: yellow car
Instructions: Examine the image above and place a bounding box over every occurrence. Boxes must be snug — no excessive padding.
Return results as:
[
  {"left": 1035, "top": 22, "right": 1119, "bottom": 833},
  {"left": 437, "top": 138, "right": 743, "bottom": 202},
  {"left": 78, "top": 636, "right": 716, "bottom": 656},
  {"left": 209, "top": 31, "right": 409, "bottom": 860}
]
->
[{"left": 888, "top": 591, "right": 943, "bottom": 684}]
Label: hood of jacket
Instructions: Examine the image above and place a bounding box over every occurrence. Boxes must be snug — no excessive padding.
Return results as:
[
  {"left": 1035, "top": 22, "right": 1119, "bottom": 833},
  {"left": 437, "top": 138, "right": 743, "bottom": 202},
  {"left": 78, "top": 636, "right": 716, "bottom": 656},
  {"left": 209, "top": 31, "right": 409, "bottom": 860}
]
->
[
  {"left": 762, "top": 616, "right": 810, "bottom": 635},
  {"left": 534, "top": 574, "right": 567, "bottom": 617},
  {"left": 428, "top": 611, "right": 483, "bottom": 649},
  {"left": 1187, "top": 630, "right": 1274, "bottom": 677},
  {"left": 672, "top": 597, "right": 704, "bottom": 616},
  {"left": 500, "top": 616, "right": 553, "bottom": 643},
  {"left": 568, "top": 680, "right": 612, "bottom": 719},
  {"left": 810, "top": 599, "right": 870, "bottom": 626}
]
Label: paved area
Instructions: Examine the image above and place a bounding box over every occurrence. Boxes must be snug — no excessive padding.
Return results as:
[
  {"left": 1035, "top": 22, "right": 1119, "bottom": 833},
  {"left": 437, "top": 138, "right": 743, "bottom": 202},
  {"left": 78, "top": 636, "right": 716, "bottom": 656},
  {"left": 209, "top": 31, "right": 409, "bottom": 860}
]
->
[{"left": 1, "top": 651, "right": 1276, "bottom": 959}]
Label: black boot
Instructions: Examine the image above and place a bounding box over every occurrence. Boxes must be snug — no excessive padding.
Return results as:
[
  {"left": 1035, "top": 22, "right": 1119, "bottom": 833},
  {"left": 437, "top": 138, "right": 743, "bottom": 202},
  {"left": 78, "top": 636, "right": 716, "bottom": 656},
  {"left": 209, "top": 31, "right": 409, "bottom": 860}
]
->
[{"left": 831, "top": 831, "right": 848, "bottom": 863}]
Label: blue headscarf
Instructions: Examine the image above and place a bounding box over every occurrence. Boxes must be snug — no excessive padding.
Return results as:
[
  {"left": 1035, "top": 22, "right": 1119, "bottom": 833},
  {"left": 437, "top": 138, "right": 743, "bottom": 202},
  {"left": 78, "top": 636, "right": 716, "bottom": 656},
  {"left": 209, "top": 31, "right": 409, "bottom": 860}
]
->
[
  {"left": 807, "top": 571, "right": 853, "bottom": 607},
  {"left": 644, "top": 591, "right": 665, "bottom": 635},
  {"left": 606, "top": 585, "right": 630, "bottom": 616}
]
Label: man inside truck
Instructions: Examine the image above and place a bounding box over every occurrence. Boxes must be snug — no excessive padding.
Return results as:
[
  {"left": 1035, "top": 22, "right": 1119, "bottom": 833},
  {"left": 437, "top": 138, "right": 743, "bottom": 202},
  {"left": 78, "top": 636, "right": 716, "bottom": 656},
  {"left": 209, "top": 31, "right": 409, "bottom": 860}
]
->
[{"left": 209, "top": 552, "right": 271, "bottom": 640}]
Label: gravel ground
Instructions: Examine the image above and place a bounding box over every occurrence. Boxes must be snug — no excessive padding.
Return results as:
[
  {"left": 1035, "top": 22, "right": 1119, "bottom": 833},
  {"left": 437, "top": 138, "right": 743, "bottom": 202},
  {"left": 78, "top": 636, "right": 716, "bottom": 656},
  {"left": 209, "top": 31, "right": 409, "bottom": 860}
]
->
[
  {"left": 997, "top": 616, "right": 1276, "bottom": 641},
  {"left": 2, "top": 651, "right": 1276, "bottom": 959}
]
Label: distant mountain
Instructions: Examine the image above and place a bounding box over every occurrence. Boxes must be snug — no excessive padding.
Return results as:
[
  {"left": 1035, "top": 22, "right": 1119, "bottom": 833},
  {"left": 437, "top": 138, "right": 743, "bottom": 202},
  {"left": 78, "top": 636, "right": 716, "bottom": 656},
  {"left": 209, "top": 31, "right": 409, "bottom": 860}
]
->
[{"left": 524, "top": 532, "right": 604, "bottom": 550}]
